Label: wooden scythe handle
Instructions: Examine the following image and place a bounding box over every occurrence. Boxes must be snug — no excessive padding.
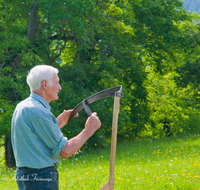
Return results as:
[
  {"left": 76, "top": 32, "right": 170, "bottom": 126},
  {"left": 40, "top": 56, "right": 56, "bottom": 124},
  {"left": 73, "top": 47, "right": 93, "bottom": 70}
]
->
[
  {"left": 101, "top": 91, "right": 122, "bottom": 190},
  {"left": 109, "top": 94, "right": 121, "bottom": 190}
]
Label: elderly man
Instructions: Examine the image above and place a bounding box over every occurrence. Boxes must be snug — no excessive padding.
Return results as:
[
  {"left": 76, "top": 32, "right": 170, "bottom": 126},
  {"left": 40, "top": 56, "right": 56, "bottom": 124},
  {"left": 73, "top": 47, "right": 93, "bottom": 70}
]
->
[{"left": 11, "top": 65, "right": 101, "bottom": 190}]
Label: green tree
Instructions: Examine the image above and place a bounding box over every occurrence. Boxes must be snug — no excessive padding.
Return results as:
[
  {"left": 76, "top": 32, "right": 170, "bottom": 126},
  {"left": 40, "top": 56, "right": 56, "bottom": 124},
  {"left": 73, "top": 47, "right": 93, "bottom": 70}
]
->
[
  {"left": 174, "top": 17, "right": 200, "bottom": 88},
  {"left": 144, "top": 67, "right": 200, "bottom": 138},
  {"left": 0, "top": 0, "right": 31, "bottom": 168},
  {"left": 0, "top": 0, "right": 198, "bottom": 168},
  {"left": 0, "top": 0, "right": 146, "bottom": 167}
]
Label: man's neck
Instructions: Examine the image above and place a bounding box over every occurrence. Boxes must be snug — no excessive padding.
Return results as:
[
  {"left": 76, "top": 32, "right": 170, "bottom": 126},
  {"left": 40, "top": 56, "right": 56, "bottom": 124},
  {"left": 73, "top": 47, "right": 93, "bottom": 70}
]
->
[{"left": 33, "top": 89, "right": 51, "bottom": 104}]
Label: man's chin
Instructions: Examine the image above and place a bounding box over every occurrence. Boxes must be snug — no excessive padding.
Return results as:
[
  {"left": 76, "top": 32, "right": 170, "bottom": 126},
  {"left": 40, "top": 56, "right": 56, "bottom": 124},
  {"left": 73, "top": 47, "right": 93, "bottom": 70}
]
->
[{"left": 53, "top": 95, "right": 59, "bottom": 101}]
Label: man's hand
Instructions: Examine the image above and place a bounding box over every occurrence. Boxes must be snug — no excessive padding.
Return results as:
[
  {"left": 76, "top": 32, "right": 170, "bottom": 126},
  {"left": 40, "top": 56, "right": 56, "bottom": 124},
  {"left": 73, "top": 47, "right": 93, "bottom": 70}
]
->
[
  {"left": 57, "top": 110, "right": 78, "bottom": 129},
  {"left": 85, "top": 112, "right": 101, "bottom": 135}
]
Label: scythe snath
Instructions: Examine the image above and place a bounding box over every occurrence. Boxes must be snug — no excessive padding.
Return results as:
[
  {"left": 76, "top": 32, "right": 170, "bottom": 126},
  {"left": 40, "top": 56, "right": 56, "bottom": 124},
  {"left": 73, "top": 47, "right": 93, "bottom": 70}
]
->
[
  {"left": 67, "top": 85, "right": 124, "bottom": 190},
  {"left": 100, "top": 88, "right": 123, "bottom": 190}
]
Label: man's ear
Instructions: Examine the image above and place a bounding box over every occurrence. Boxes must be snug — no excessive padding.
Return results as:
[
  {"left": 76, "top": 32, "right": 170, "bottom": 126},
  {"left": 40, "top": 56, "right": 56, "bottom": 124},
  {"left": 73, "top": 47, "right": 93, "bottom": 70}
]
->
[{"left": 41, "top": 80, "right": 48, "bottom": 90}]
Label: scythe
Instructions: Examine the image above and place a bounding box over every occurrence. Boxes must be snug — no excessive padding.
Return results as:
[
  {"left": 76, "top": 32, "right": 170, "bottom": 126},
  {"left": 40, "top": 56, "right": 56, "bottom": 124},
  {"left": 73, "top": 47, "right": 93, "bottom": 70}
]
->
[{"left": 67, "top": 85, "right": 123, "bottom": 190}]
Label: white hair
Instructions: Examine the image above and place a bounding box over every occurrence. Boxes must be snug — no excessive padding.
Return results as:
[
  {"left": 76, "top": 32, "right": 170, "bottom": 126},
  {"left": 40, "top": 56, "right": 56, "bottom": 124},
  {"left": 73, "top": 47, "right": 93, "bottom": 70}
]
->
[{"left": 27, "top": 65, "right": 59, "bottom": 92}]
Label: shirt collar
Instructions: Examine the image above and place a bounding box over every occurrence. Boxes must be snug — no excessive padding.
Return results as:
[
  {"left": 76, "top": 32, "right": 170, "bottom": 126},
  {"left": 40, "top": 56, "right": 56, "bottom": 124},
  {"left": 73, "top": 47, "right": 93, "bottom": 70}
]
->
[{"left": 30, "top": 93, "right": 51, "bottom": 110}]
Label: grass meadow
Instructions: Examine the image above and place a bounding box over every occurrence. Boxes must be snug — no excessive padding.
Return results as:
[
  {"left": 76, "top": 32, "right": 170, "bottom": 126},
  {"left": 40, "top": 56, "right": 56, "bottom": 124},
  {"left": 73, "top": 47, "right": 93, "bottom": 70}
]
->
[{"left": 1, "top": 133, "right": 200, "bottom": 189}]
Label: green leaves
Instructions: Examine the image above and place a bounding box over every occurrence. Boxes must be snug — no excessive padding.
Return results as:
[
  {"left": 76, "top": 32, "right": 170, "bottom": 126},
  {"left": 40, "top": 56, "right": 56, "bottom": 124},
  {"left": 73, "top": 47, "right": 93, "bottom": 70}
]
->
[
  {"left": 175, "top": 59, "right": 200, "bottom": 88},
  {"left": 145, "top": 67, "right": 200, "bottom": 137},
  {"left": 1, "top": 0, "right": 200, "bottom": 154}
]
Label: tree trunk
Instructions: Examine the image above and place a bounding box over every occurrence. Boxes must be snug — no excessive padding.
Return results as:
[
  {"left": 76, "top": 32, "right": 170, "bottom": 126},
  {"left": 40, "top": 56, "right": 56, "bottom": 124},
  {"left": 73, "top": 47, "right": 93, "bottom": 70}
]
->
[
  {"left": 27, "top": 0, "right": 38, "bottom": 42},
  {"left": 5, "top": 135, "right": 16, "bottom": 168}
]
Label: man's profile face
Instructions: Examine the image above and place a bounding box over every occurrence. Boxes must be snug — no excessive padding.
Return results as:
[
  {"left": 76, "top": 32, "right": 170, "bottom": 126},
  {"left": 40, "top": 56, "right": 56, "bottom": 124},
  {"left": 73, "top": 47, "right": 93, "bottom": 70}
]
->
[{"left": 47, "top": 73, "right": 62, "bottom": 102}]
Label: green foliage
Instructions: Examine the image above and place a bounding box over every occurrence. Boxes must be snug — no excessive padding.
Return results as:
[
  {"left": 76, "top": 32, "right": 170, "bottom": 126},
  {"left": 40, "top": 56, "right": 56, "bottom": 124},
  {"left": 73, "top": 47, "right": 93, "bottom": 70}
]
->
[
  {"left": 1, "top": 0, "right": 200, "bottom": 167},
  {"left": 129, "top": 0, "right": 189, "bottom": 72},
  {"left": 175, "top": 59, "right": 200, "bottom": 88},
  {"left": 174, "top": 19, "right": 200, "bottom": 88},
  {"left": 144, "top": 67, "right": 200, "bottom": 138}
]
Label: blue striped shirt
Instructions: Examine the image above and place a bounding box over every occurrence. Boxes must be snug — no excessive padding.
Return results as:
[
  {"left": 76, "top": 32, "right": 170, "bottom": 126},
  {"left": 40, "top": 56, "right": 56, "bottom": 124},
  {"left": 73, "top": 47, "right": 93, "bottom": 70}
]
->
[{"left": 11, "top": 93, "right": 67, "bottom": 169}]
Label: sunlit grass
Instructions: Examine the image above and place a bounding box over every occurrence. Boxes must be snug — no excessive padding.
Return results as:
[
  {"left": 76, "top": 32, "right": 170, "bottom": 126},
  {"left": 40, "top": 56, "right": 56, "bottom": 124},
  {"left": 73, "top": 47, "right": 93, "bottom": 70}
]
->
[{"left": 1, "top": 134, "right": 200, "bottom": 189}]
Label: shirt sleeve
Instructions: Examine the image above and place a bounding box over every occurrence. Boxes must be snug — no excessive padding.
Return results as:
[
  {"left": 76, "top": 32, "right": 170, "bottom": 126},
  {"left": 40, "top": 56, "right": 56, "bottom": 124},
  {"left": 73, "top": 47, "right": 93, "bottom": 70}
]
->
[{"left": 27, "top": 107, "right": 67, "bottom": 157}]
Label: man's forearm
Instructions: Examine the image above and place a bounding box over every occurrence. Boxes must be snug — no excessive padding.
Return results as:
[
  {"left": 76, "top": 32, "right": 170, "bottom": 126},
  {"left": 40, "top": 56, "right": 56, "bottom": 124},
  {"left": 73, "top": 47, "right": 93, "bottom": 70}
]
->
[
  {"left": 59, "top": 128, "right": 94, "bottom": 159},
  {"left": 59, "top": 112, "right": 101, "bottom": 158}
]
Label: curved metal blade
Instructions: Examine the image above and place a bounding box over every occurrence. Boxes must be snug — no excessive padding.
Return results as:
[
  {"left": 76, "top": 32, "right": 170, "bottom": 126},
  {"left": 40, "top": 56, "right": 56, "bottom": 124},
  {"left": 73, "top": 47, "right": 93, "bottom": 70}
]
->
[{"left": 66, "top": 85, "right": 122, "bottom": 124}]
